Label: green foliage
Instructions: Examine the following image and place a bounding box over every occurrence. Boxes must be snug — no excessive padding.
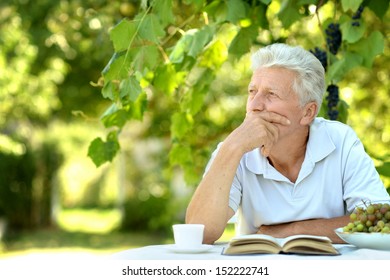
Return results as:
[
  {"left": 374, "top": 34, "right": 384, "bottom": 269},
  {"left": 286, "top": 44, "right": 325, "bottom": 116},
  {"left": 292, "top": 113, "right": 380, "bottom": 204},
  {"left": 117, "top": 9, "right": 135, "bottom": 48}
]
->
[{"left": 88, "top": 0, "right": 390, "bottom": 187}]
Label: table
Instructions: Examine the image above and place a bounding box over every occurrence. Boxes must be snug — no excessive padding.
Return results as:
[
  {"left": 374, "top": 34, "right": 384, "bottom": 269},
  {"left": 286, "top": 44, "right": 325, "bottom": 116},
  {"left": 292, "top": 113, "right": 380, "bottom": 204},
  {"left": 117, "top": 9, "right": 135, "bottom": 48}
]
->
[{"left": 111, "top": 242, "right": 390, "bottom": 260}]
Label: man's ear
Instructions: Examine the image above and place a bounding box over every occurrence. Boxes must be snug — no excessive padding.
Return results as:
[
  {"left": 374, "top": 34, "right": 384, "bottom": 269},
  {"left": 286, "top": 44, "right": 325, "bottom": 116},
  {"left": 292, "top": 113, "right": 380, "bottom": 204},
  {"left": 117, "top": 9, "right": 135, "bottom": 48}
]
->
[{"left": 300, "top": 102, "right": 317, "bottom": 125}]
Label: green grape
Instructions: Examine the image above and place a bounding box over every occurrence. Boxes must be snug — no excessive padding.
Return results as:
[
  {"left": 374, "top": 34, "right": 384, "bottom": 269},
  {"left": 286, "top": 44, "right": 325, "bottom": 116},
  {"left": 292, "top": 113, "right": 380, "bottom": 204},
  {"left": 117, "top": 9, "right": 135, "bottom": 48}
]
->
[
  {"left": 366, "top": 205, "right": 375, "bottom": 214},
  {"left": 356, "top": 223, "right": 364, "bottom": 232},
  {"left": 342, "top": 200, "right": 390, "bottom": 234}
]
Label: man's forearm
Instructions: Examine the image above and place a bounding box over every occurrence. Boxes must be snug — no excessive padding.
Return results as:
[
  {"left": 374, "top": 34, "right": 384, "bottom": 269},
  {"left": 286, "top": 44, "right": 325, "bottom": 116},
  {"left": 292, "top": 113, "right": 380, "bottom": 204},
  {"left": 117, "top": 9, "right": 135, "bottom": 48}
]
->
[
  {"left": 257, "top": 215, "right": 350, "bottom": 243},
  {"left": 185, "top": 142, "right": 243, "bottom": 243}
]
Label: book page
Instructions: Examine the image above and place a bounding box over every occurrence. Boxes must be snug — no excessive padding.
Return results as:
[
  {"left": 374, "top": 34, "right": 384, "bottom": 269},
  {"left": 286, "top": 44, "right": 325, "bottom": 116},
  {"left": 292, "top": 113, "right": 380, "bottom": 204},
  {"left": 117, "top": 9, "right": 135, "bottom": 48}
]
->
[
  {"left": 279, "top": 235, "right": 331, "bottom": 247},
  {"left": 229, "top": 234, "right": 280, "bottom": 246}
]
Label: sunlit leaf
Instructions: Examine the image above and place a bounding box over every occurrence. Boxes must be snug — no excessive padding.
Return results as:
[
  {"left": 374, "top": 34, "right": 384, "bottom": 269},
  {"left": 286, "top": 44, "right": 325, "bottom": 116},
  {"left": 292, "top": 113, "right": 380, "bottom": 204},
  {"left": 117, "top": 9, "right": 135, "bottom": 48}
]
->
[
  {"left": 198, "top": 40, "right": 228, "bottom": 69},
  {"left": 88, "top": 132, "right": 120, "bottom": 167},
  {"left": 169, "top": 143, "right": 193, "bottom": 166},
  {"left": 110, "top": 19, "right": 141, "bottom": 52},
  {"left": 341, "top": 0, "right": 363, "bottom": 12},
  {"left": 131, "top": 92, "right": 148, "bottom": 120},
  {"left": 188, "top": 25, "right": 215, "bottom": 58},
  {"left": 169, "top": 30, "right": 196, "bottom": 63},
  {"left": 101, "top": 104, "right": 129, "bottom": 128},
  {"left": 154, "top": 64, "right": 186, "bottom": 95},
  {"left": 101, "top": 80, "right": 119, "bottom": 101},
  {"left": 102, "top": 52, "right": 132, "bottom": 81},
  {"left": 120, "top": 76, "right": 142, "bottom": 103},
  {"left": 170, "top": 112, "right": 193, "bottom": 140}
]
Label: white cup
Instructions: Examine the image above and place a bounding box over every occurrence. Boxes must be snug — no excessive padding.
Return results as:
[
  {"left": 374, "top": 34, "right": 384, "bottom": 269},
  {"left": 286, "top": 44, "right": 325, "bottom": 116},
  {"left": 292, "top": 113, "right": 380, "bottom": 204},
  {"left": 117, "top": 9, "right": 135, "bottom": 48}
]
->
[{"left": 172, "top": 224, "right": 204, "bottom": 249}]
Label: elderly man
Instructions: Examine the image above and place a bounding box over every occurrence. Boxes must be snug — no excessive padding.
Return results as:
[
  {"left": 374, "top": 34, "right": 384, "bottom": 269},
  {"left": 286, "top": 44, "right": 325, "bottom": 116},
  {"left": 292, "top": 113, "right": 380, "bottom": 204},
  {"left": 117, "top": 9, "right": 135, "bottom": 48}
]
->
[{"left": 185, "top": 43, "right": 390, "bottom": 244}]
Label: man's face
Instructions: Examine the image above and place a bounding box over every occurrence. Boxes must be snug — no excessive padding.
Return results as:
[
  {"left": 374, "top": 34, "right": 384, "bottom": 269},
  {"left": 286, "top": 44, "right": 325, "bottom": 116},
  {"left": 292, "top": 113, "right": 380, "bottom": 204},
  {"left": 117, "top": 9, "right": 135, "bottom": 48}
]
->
[{"left": 247, "top": 67, "right": 307, "bottom": 137}]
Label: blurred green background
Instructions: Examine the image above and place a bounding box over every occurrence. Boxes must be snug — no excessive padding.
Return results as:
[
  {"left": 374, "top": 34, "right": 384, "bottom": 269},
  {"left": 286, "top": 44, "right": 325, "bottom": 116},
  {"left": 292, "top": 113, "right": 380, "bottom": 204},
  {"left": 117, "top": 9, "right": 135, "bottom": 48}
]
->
[{"left": 0, "top": 0, "right": 389, "bottom": 258}]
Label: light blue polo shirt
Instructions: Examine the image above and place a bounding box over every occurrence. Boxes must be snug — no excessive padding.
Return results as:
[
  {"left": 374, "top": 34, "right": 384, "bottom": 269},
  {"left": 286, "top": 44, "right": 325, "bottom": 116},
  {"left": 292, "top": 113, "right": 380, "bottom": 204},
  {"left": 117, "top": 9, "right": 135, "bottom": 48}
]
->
[{"left": 207, "top": 117, "right": 389, "bottom": 235}]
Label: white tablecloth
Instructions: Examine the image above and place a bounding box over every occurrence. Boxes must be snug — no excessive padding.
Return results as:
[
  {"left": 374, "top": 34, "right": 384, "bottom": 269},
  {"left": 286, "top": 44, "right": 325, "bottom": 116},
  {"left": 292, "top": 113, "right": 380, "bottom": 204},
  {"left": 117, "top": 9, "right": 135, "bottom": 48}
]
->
[{"left": 111, "top": 243, "right": 390, "bottom": 260}]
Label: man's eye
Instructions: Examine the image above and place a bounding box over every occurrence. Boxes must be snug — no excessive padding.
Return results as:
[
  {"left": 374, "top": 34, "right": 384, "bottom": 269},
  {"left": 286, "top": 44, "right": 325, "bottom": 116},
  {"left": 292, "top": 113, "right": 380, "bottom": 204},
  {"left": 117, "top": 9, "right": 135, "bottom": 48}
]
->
[{"left": 268, "top": 92, "right": 277, "bottom": 97}]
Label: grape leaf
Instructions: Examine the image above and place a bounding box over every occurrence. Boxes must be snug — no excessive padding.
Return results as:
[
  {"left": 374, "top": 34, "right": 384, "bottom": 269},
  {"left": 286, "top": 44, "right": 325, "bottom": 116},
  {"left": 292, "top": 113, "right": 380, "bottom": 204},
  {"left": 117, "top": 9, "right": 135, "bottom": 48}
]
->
[
  {"left": 368, "top": 0, "right": 390, "bottom": 19},
  {"left": 169, "top": 143, "right": 193, "bottom": 166},
  {"left": 183, "top": 0, "right": 204, "bottom": 9},
  {"left": 200, "top": 40, "right": 228, "bottom": 69},
  {"left": 188, "top": 25, "right": 214, "bottom": 58},
  {"left": 341, "top": 0, "right": 363, "bottom": 12},
  {"left": 132, "top": 45, "right": 160, "bottom": 71},
  {"left": 349, "top": 31, "right": 384, "bottom": 67},
  {"left": 326, "top": 52, "right": 363, "bottom": 83},
  {"left": 341, "top": 20, "right": 366, "bottom": 43},
  {"left": 154, "top": 64, "right": 187, "bottom": 95},
  {"left": 170, "top": 112, "right": 193, "bottom": 140},
  {"left": 226, "top": 0, "right": 247, "bottom": 24},
  {"left": 204, "top": 0, "right": 228, "bottom": 23},
  {"left": 229, "top": 25, "right": 258, "bottom": 57},
  {"left": 110, "top": 19, "right": 141, "bottom": 52},
  {"left": 251, "top": 3, "right": 269, "bottom": 30},
  {"left": 137, "top": 14, "right": 166, "bottom": 44},
  {"left": 120, "top": 76, "right": 142, "bottom": 103},
  {"left": 277, "top": 0, "right": 303, "bottom": 28},
  {"left": 169, "top": 30, "right": 195, "bottom": 63},
  {"left": 88, "top": 132, "right": 120, "bottom": 167},
  {"left": 101, "top": 80, "right": 119, "bottom": 101},
  {"left": 130, "top": 92, "right": 148, "bottom": 120},
  {"left": 152, "top": 0, "right": 175, "bottom": 26},
  {"left": 101, "top": 104, "right": 129, "bottom": 128},
  {"left": 102, "top": 51, "right": 133, "bottom": 81}
]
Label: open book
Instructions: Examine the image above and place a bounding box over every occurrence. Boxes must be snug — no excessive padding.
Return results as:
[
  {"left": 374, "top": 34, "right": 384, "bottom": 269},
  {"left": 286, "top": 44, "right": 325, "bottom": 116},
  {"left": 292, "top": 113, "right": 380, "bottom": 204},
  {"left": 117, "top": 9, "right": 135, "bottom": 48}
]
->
[{"left": 222, "top": 234, "right": 339, "bottom": 255}]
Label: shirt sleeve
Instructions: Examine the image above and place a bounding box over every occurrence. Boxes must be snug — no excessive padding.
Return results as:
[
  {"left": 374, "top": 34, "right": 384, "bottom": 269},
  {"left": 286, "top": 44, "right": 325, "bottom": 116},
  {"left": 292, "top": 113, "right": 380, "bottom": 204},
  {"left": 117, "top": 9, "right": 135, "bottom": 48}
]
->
[{"left": 342, "top": 132, "right": 389, "bottom": 213}]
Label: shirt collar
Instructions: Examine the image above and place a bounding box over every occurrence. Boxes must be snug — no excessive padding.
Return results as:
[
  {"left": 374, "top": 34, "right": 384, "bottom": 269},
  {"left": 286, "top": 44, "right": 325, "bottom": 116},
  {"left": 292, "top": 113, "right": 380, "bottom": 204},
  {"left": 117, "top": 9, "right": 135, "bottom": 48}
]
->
[{"left": 245, "top": 118, "right": 336, "bottom": 175}]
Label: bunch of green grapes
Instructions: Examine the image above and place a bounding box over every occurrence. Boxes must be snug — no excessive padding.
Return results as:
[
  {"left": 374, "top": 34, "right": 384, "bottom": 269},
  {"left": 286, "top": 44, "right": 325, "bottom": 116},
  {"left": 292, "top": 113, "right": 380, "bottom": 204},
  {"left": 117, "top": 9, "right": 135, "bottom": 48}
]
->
[{"left": 343, "top": 201, "right": 390, "bottom": 233}]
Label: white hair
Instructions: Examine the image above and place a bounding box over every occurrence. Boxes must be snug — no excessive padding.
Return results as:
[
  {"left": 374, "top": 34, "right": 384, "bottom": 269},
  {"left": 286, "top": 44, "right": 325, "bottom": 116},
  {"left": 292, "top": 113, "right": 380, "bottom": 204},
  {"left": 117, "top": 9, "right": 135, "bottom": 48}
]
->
[{"left": 251, "top": 43, "right": 325, "bottom": 114}]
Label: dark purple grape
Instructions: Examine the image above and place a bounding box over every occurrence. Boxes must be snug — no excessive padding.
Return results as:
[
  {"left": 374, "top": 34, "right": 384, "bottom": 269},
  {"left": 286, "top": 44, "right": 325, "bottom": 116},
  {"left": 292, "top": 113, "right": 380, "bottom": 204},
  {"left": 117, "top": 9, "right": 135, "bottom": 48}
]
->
[
  {"left": 310, "top": 47, "right": 327, "bottom": 70},
  {"left": 326, "top": 84, "right": 339, "bottom": 120},
  {"left": 325, "top": 23, "right": 342, "bottom": 55}
]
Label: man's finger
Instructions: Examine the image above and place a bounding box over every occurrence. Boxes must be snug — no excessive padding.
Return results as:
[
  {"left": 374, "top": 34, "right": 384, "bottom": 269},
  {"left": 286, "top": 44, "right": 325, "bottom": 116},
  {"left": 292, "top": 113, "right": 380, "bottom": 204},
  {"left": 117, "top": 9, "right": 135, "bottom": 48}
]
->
[{"left": 249, "top": 111, "right": 291, "bottom": 125}]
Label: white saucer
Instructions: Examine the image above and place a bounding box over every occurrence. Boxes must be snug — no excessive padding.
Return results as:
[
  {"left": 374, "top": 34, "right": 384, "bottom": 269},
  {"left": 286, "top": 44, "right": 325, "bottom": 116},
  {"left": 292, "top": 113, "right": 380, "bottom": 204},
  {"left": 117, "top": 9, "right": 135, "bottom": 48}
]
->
[{"left": 168, "top": 244, "right": 213, "bottom": 254}]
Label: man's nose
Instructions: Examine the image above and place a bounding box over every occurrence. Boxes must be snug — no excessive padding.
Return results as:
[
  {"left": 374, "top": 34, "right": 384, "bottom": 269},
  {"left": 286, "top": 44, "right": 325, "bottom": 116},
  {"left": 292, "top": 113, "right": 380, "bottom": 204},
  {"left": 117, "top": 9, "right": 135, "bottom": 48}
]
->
[{"left": 248, "top": 92, "right": 266, "bottom": 112}]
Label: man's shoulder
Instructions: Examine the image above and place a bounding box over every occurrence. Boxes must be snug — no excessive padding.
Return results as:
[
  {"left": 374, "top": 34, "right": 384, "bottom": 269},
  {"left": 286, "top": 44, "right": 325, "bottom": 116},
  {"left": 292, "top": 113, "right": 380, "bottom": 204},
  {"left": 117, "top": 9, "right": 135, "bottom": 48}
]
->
[{"left": 313, "top": 117, "right": 355, "bottom": 135}]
